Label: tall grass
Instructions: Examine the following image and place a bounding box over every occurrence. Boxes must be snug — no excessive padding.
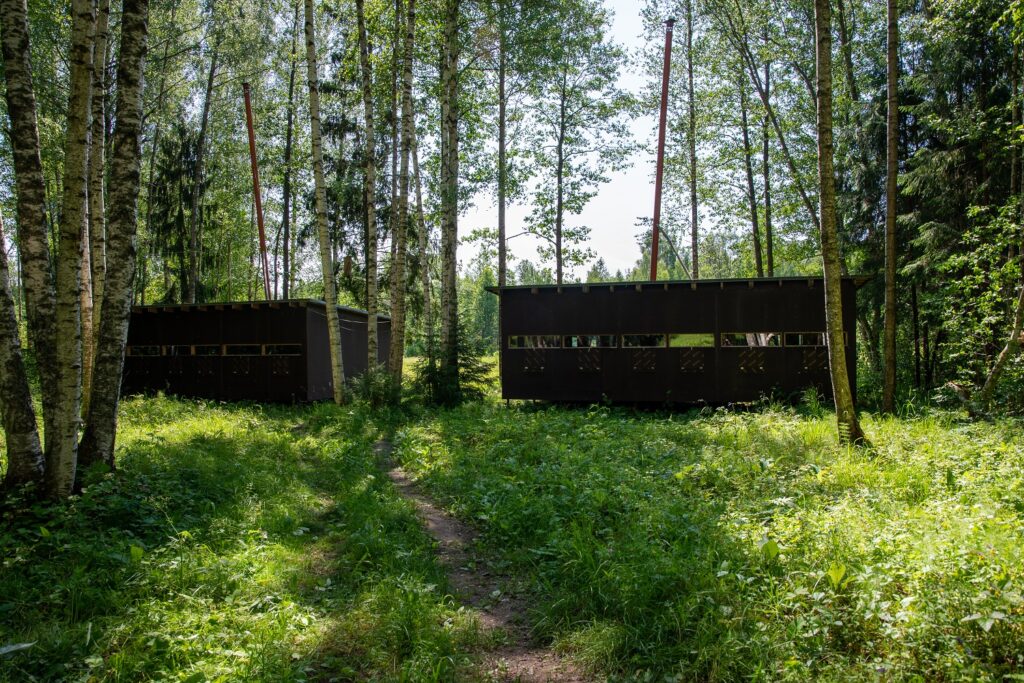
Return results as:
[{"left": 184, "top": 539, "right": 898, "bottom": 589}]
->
[
  {"left": 0, "top": 396, "right": 482, "bottom": 682},
  {"left": 394, "top": 401, "right": 1024, "bottom": 680}
]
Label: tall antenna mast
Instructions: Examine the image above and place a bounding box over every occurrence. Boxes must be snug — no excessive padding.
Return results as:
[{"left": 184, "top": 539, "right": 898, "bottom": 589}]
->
[{"left": 650, "top": 18, "right": 675, "bottom": 282}]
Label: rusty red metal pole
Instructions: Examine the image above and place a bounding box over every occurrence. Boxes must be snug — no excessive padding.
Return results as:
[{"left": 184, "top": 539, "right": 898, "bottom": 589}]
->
[
  {"left": 650, "top": 18, "right": 676, "bottom": 282},
  {"left": 243, "top": 82, "right": 272, "bottom": 300}
]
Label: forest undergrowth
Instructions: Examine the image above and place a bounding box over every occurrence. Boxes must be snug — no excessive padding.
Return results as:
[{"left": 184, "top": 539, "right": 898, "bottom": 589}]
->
[{"left": 3, "top": 388, "right": 1024, "bottom": 681}]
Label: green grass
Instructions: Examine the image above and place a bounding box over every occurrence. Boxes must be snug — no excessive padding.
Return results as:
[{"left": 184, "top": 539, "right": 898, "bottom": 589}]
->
[
  {"left": 4, "top": 387, "right": 1024, "bottom": 681},
  {"left": 393, "top": 399, "right": 1024, "bottom": 681},
  {"left": 0, "top": 397, "right": 483, "bottom": 682}
]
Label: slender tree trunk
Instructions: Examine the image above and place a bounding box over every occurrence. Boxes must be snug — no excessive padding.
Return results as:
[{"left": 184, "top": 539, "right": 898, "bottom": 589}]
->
[
  {"left": 356, "top": 0, "right": 379, "bottom": 372},
  {"left": 388, "top": 0, "right": 415, "bottom": 383},
  {"left": 496, "top": 8, "right": 507, "bottom": 380},
  {"left": 439, "top": 0, "right": 460, "bottom": 394},
  {"left": 815, "top": 0, "right": 865, "bottom": 444},
  {"left": 188, "top": 41, "right": 218, "bottom": 304},
  {"left": 911, "top": 282, "right": 921, "bottom": 389},
  {"left": 412, "top": 126, "right": 432, "bottom": 338},
  {"left": 497, "top": 20, "right": 507, "bottom": 288},
  {"left": 0, "top": 207, "right": 44, "bottom": 489},
  {"left": 1, "top": 0, "right": 61, "bottom": 480},
  {"left": 835, "top": 0, "right": 859, "bottom": 104},
  {"left": 47, "top": 0, "right": 96, "bottom": 497},
  {"left": 83, "top": 0, "right": 111, "bottom": 416},
  {"left": 78, "top": 0, "right": 150, "bottom": 478},
  {"left": 686, "top": 0, "right": 699, "bottom": 279},
  {"left": 388, "top": 0, "right": 400, "bottom": 268},
  {"left": 555, "top": 74, "right": 566, "bottom": 285},
  {"left": 762, "top": 50, "right": 774, "bottom": 276},
  {"left": 282, "top": 2, "right": 299, "bottom": 299},
  {"left": 141, "top": 0, "right": 176, "bottom": 307},
  {"left": 882, "top": 0, "right": 899, "bottom": 413},
  {"left": 304, "top": 0, "right": 346, "bottom": 403},
  {"left": 739, "top": 72, "right": 763, "bottom": 277}
]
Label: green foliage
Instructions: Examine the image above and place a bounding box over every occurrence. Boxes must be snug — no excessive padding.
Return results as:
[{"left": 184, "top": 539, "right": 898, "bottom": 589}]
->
[
  {"left": 349, "top": 363, "right": 401, "bottom": 408},
  {"left": 0, "top": 396, "right": 481, "bottom": 681},
  {"left": 409, "top": 315, "right": 494, "bottom": 408},
  {"left": 935, "top": 201, "right": 1024, "bottom": 408},
  {"left": 395, "top": 398, "right": 1024, "bottom": 680}
]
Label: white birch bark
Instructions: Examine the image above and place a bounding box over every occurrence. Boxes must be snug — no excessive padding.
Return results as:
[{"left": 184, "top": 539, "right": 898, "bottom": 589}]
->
[
  {"left": 78, "top": 0, "right": 151, "bottom": 476},
  {"left": 304, "top": 0, "right": 346, "bottom": 403},
  {"left": 49, "top": 0, "right": 96, "bottom": 496},
  {"left": 388, "top": 0, "right": 415, "bottom": 384},
  {"left": 439, "top": 0, "right": 460, "bottom": 392},
  {"left": 815, "top": 0, "right": 866, "bottom": 445},
  {"left": 83, "top": 0, "right": 111, "bottom": 414},
  {"left": 0, "top": 0, "right": 61, "bottom": 475},
  {"left": 356, "top": 0, "right": 379, "bottom": 372},
  {"left": 0, "top": 206, "right": 44, "bottom": 488}
]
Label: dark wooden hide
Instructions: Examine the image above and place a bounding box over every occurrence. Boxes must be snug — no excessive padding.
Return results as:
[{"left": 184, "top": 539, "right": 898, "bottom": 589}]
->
[
  {"left": 124, "top": 300, "right": 391, "bottom": 402},
  {"left": 490, "top": 277, "right": 862, "bottom": 404}
]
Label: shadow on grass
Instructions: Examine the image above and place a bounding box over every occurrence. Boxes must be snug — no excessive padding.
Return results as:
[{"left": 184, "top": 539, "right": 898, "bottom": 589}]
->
[{"left": 0, "top": 397, "right": 478, "bottom": 682}]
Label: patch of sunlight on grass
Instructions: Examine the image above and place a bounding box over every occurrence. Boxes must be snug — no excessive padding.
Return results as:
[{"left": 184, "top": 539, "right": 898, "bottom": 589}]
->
[
  {"left": 0, "top": 396, "right": 478, "bottom": 682},
  {"left": 393, "top": 400, "right": 1024, "bottom": 681}
]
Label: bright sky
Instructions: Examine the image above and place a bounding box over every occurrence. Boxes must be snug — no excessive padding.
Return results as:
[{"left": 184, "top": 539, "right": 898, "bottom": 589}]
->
[{"left": 460, "top": 0, "right": 657, "bottom": 279}]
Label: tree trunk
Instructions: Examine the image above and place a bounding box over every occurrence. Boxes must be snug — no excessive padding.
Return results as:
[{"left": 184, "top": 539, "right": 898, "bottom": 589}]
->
[
  {"left": 496, "top": 8, "right": 507, "bottom": 380},
  {"left": 282, "top": 2, "right": 299, "bottom": 300},
  {"left": 814, "top": 0, "right": 865, "bottom": 444},
  {"left": 78, "top": 0, "right": 150, "bottom": 478},
  {"left": 304, "top": 0, "right": 346, "bottom": 404},
  {"left": 83, "top": 0, "right": 111, "bottom": 416},
  {"left": 555, "top": 73, "right": 566, "bottom": 285},
  {"left": 911, "top": 282, "right": 921, "bottom": 389},
  {"left": 412, "top": 126, "right": 432, "bottom": 339},
  {"left": 686, "top": 0, "right": 699, "bottom": 279},
  {"left": 762, "top": 46, "right": 774, "bottom": 276},
  {"left": 739, "top": 72, "right": 763, "bottom": 277},
  {"left": 188, "top": 42, "right": 218, "bottom": 304},
  {"left": 48, "top": 0, "right": 96, "bottom": 497},
  {"left": 497, "top": 20, "right": 507, "bottom": 289},
  {"left": 439, "top": 0, "right": 460, "bottom": 393},
  {"left": 141, "top": 0, "right": 176, "bottom": 306},
  {"left": 0, "top": 206, "right": 44, "bottom": 489},
  {"left": 388, "top": 0, "right": 415, "bottom": 383},
  {"left": 835, "top": 0, "right": 860, "bottom": 104},
  {"left": 882, "top": 0, "right": 898, "bottom": 413},
  {"left": 1, "top": 0, "right": 61, "bottom": 480},
  {"left": 356, "top": 0, "right": 379, "bottom": 372}
]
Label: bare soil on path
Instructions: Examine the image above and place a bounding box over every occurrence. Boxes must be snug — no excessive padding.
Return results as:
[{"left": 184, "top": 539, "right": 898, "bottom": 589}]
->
[{"left": 375, "top": 440, "right": 590, "bottom": 683}]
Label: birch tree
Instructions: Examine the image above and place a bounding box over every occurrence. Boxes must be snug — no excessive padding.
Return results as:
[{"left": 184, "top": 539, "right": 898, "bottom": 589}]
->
[
  {"left": 49, "top": 0, "right": 96, "bottom": 496},
  {"left": 815, "top": 0, "right": 865, "bottom": 444},
  {"left": 77, "top": 0, "right": 152, "bottom": 477},
  {"left": 438, "top": 0, "right": 460, "bottom": 398},
  {"left": 0, "top": 0, "right": 60, "bottom": 489},
  {"left": 304, "top": 0, "right": 346, "bottom": 404},
  {"left": 0, "top": 206, "right": 44, "bottom": 489},
  {"left": 356, "top": 0, "right": 379, "bottom": 372},
  {"left": 388, "top": 0, "right": 415, "bottom": 384}
]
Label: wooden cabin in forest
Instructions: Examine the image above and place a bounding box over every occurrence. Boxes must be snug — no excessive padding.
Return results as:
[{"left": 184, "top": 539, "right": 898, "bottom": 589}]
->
[
  {"left": 487, "top": 276, "right": 864, "bottom": 404},
  {"left": 123, "top": 299, "right": 390, "bottom": 402}
]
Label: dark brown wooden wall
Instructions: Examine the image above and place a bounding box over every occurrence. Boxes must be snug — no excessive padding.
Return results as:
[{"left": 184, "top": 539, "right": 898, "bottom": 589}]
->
[
  {"left": 124, "top": 301, "right": 391, "bottom": 402},
  {"left": 495, "top": 278, "right": 859, "bottom": 404}
]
